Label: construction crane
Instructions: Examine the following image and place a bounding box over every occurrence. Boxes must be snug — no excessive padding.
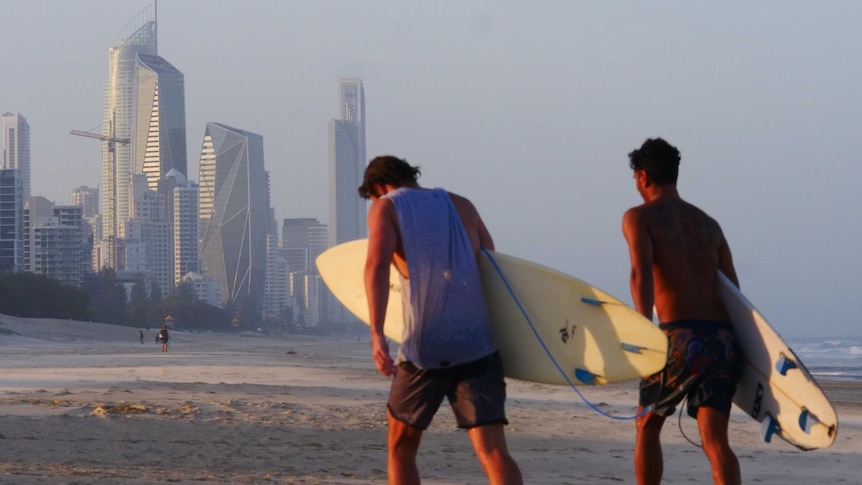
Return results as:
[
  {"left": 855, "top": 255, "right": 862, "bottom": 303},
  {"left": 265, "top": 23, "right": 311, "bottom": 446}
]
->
[
  {"left": 70, "top": 120, "right": 129, "bottom": 271},
  {"left": 70, "top": 126, "right": 129, "bottom": 152}
]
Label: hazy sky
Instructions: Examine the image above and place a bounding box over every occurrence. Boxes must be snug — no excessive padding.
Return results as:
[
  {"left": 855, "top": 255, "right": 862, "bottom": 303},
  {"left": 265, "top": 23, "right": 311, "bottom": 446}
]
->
[{"left": 2, "top": 1, "right": 860, "bottom": 338}]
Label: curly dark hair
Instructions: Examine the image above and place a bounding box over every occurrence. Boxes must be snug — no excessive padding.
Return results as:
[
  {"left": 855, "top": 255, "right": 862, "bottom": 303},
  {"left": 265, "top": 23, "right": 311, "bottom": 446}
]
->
[
  {"left": 628, "top": 138, "right": 680, "bottom": 186},
  {"left": 358, "top": 155, "right": 421, "bottom": 199}
]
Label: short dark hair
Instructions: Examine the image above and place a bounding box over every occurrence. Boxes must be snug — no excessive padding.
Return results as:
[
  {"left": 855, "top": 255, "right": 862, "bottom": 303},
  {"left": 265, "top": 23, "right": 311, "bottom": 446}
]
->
[
  {"left": 358, "top": 155, "right": 421, "bottom": 199},
  {"left": 628, "top": 138, "right": 680, "bottom": 186}
]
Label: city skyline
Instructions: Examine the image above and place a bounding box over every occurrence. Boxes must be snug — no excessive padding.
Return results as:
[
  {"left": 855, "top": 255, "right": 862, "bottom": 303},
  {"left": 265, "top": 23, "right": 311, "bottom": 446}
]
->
[{"left": 2, "top": 2, "right": 860, "bottom": 337}]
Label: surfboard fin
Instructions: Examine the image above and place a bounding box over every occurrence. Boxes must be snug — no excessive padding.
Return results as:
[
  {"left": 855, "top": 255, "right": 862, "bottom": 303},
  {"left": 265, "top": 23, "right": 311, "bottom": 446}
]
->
[
  {"left": 761, "top": 414, "right": 780, "bottom": 443},
  {"left": 575, "top": 368, "right": 601, "bottom": 385},
  {"left": 580, "top": 297, "right": 605, "bottom": 306},
  {"left": 775, "top": 353, "right": 798, "bottom": 376},
  {"left": 799, "top": 409, "right": 819, "bottom": 434},
  {"left": 620, "top": 342, "right": 646, "bottom": 354}
]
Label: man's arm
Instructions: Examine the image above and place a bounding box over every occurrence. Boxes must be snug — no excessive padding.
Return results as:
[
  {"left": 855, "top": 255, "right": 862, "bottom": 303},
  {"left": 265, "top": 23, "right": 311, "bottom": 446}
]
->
[
  {"left": 364, "top": 197, "right": 398, "bottom": 377},
  {"left": 477, "top": 213, "right": 494, "bottom": 252},
  {"left": 622, "top": 208, "right": 655, "bottom": 321},
  {"left": 717, "top": 228, "right": 739, "bottom": 288}
]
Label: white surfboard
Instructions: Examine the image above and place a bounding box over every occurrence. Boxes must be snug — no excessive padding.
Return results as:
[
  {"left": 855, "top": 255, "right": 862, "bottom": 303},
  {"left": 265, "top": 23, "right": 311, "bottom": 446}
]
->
[
  {"left": 316, "top": 239, "right": 668, "bottom": 386},
  {"left": 718, "top": 272, "right": 838, "bottom": 449}
]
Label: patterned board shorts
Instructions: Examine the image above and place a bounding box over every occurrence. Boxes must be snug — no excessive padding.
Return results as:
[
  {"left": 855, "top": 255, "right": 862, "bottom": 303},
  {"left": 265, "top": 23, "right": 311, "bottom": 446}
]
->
[{"left": 640, "top": 320, "right": 743, "bottom": 418}]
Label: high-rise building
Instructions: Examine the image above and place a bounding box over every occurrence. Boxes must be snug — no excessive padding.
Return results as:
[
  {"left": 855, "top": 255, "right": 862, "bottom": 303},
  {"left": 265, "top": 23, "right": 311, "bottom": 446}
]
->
[
  {"left": 281, "top": 218, "right": 331, "bottom": 325},
  {"left": 23, "top": 196, "right": 54, "bottom": 273},
  {"left": 101, "top": 7, "right": 156, "bottom": 253},
  {"left": 264, "top": 240, "right": 290, "bottom": 323},
  {"left": 72, "top": 186, "right": 100, "bottom": 219},
  {"left": 328, "top": 77, "right": 367, "bottom": 248},
  {"left": 2, "top": 112, "right": 31, "bottom": 201},
  {"left": 198, "top": 122, "right": 268, "bottom": 316},
  {"left": 24, "top": 201, "right": 86, "bottom": 286},
  {"left": 282, "top": 217, "right": 328, "bottom": 272},
  {"left": 129, "top": 179, "right": 171, "bottom": 297},
  {"left": 134, "top": 53, "right": 186, "bottom": 191},
  {"left": 166, "top": 170, "right": 199, "bottom": 287},
  {"left": 0, "top": 169, "right": 24, "bottom": 273}
]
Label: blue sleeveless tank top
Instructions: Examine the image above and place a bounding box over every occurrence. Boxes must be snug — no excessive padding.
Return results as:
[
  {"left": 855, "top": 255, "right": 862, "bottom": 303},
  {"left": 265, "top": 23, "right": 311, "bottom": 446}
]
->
[{"left": 385, "top": 187, "right": 496, "bottom": 369}]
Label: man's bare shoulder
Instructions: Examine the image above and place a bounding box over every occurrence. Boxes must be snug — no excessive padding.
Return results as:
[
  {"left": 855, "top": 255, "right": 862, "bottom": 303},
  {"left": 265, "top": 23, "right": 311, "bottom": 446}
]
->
[
  {"left": 367, "top": 196, "right": 396, "bottom": 223},
  {"left": 622, "top": 203, "right": 652, "bottom": 226},
  {"left": 446, "top": 191, "right": 479, "bottom": 214}
]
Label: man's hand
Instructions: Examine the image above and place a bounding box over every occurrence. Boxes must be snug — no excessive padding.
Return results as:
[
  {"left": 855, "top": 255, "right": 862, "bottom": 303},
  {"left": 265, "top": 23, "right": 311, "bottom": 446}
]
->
[{"left": 371, "top": 334, "right": 396, "bottom": 377}]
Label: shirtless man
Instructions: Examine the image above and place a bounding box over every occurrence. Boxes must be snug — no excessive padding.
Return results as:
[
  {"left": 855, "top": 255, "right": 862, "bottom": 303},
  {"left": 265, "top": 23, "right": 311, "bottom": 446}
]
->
[
  {"left": 622, "top": 138, "right": 743, "bottom": 485},
  {"left": 360, "top": 155, "right": 522, "bottom": 485}
]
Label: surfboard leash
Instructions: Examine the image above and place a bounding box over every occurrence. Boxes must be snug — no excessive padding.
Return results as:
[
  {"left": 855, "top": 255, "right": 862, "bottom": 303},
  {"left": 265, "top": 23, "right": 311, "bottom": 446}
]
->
[{"left": 481, "top": 248, "right": 650, "bottom": 421}]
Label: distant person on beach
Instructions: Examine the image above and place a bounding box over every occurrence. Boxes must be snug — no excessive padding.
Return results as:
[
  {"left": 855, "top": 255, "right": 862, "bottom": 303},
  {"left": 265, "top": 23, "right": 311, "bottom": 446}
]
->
[
  {"left": 360, "top": 155, "right": 522, "bottom": 485},
  {"left": 139, "top": 330, "right": 144, "bottom": 345},
  {"left": 622, "top": 138, "right": 743, "bottom": 485},
  {"left": 159, "top": 325, "right": 170, "bottom": 352}
]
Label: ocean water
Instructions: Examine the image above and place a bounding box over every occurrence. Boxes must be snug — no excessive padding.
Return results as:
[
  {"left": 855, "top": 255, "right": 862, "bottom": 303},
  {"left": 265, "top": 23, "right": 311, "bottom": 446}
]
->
[{"left": 788, "top": 337, "right": 862, "bottom": 382}]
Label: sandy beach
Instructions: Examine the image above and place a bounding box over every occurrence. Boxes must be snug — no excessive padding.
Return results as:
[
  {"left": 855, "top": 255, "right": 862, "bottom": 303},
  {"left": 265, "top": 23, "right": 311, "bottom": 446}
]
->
[{"left": 0, "top": 314, "right": 859, "bottom": 484}]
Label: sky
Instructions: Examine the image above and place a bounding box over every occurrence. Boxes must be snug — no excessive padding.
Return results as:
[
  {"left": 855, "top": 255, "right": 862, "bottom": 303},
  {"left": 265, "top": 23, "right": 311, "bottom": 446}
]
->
[{"left": 2, "top": 1, "right": 860, "bottom": 339}]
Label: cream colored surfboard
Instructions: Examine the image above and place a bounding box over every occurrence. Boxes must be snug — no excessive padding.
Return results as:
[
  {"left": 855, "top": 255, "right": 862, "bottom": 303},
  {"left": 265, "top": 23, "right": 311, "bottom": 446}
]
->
[
  {"left": 316, "top": 239, "right": 667, "bottom": 386},
  {"left": 718, "top": 272, "right": 838, "bottom": 449}
]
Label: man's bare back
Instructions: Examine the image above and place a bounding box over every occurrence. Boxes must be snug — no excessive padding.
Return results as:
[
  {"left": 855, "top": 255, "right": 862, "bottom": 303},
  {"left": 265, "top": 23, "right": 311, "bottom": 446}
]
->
[{"left": 630, "top": 198, "right": 735, "bottom": 323}]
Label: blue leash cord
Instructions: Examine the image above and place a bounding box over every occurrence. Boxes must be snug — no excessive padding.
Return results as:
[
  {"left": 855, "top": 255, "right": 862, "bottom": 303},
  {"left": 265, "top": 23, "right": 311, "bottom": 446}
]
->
[{"left": 481, "top": 248, "right": 650, "bottom": 421}]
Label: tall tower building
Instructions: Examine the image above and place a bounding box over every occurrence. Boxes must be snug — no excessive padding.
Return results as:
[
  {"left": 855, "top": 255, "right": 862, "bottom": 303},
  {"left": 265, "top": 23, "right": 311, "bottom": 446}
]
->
[
  {"left": 282, "top": 218, "right": 330, "bottom": 325},
  {"left": 129, "top": 180, "right": 171, "bottom": 296},
  {"left": 282, "top": 218, "right": 328, "bottom": 273},
  {"left": 134, "top": 53, "right": 186, "bottom": 191},
  {"left": 101, "top": 7, "right": 156, "bottom": 252},
  {"left": 328, "top": 77, "right": 367, "bottom": 248},
  {"left": 166, "top": 170, "right": 199, "bottom": 287},
  {"left": 2, "top": 112, "right": 31, "bottom": 201},
  {"left": 198, "top": 122, "right": 268, "bottom": 316},
  {"left": 72, "top": 186, "right": 100, "bottom": 219},
  {"left": 0, "top": 169, "right": 24, "bottom": 273}
]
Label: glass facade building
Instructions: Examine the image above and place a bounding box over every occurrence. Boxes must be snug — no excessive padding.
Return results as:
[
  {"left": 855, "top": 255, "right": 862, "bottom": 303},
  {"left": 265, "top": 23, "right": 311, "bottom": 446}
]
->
[
  {"left": 134, "top": 53, "right": 186, "bottom": 191},
  {"left": 0, "top": 169, "right": 23, "bottom": 273},
  {"left": 101, "top": 9, "right": 156, "bottom": 245},
  {"left": 2, "top": 112, "right": 30, "bottom": 202},
  {"left": 328, "top": 77, "right": 367, "bottom": 248},
  {"left": 198, "top": 123, "right": 268, "bottom": 313}
]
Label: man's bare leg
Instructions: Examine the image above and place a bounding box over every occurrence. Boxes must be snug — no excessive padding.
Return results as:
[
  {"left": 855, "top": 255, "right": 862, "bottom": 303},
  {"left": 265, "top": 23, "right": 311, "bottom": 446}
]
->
[
  {"left": 466, "top": 423, "right": 522, "bottom": 485},
  {"left": 387, "top": 411, "right": 422, "bottom": 485},
  {"left": 635, "top": 408, "right": 666, "bottom": 485},
  {"left": 697, "top": 406, "right": 741, "bottom": 485}
]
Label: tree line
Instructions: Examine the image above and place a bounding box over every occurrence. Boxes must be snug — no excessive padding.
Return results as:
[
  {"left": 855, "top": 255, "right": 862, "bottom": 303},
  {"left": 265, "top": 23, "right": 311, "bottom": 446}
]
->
[{"left": 0, "top": 270, "right": 253, "bottom": 331}]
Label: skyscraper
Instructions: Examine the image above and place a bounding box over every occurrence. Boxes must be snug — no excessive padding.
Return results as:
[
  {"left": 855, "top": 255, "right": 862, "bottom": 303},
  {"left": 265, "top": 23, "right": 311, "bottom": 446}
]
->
[
  {"left": 282, "top": 217, "right": 328, "bottom": 272},
  {"left": 0, "top": 169, "right": 23, "bottom": 273},
  {"left": 281, "top": 218, "right": 330, "bottom": 326},
  {"left": 134, "top": 53, "right": 186, "bottom": 191},
  {"left": 72, "top": 186, "right": 100, "bottom": 219},
  {"left": 2, "top": 112, "right": 31, "bottom": 201},
  {"left": 166, "top": 170, "right": 199, "bottom": 287},
  {"left": 101, "top": 7, "right": 156, "bottom": 248},
  {"left": 129, "top": 178, "right": 171, "bottom": 296},
  {"left": 328, "top": 77, "right": 367, "bottom": 248},
  {"left": 198, "top": 122, "right": 269, "bottom": 315}
]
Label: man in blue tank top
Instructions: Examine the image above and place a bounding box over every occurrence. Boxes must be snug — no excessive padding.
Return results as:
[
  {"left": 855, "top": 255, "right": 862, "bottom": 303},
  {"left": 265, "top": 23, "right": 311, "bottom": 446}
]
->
[{"left": 360, "top": 155, "right": 522, "bottom": 485}]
